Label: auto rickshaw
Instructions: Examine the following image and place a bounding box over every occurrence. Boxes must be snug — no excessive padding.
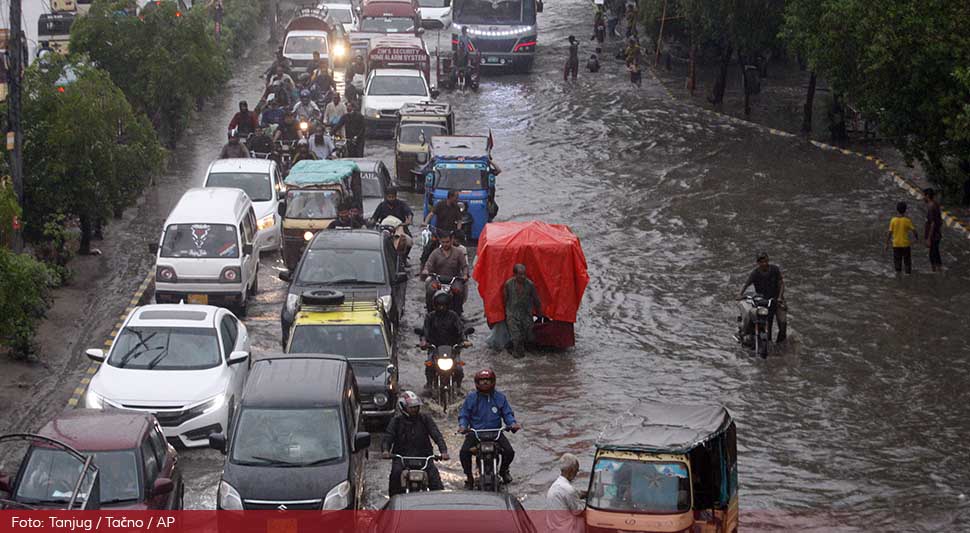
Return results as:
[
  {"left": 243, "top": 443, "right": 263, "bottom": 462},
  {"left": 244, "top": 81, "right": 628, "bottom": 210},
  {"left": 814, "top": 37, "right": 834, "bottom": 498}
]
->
[
  {"left": 280, "top": 160, "right": 361, "bottom": 270},
  {"left": 421, "top": 135, "right": 499, "bottom": 242},
  {"left": 586, "top": 402, "right": 739, "bottom": 533},
  {"left": 394, "top": 102, "right": 455, "bottom": 191}
]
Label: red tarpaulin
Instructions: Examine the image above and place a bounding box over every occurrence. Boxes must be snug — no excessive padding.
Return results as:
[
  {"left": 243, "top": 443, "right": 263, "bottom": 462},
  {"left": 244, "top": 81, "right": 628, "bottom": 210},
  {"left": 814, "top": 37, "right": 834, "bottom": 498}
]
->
[{"left": 473, "top": 221, "right": 589, "bottom": 325}]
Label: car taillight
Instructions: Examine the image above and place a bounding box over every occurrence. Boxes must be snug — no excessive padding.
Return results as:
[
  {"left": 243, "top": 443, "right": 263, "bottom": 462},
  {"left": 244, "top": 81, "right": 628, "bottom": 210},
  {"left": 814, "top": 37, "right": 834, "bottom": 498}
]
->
[
  {"left": 156, "top": 266, "right": 177, "bottom": 282},
  {"left": 220, "top": 266, "right": 242, "bottom": 283}
]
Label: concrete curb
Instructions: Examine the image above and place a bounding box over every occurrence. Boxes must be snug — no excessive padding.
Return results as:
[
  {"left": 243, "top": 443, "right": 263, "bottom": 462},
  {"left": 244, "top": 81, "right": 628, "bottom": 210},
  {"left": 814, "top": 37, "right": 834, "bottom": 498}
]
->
[
  {"left": 646, "top": 66, "right": 970, "bottom": 240},
  {"left": 66, "top": 272, "right": 155, "bottom": 408}
]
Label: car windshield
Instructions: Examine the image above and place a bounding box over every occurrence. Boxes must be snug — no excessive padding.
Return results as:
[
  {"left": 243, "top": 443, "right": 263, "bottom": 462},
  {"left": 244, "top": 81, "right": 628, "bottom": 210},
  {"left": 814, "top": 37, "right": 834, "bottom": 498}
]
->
[
  {"left": 588, "top": 459, "right": 691, "bottom": 514},
  {"left": 231, "top": 408, "right": 344, "bottom": 466},
  {"left": 361, "top": 174, "right": 383, "bottom": 197},
  {"left": 435, "top": 167, "right": 486, "bottom": 189},
  {"left": 108, "top": 327, "right": 221, "bottom": 370},
  {"left": 454, "top": 0, "right": 534, "bottom": 24},
  {"left": 15, "top": 448, "right": 139, "bottom": 504},
  {"left": 284, "top": 35, "right": 329, "bottom": 55},
  {"left": 329, "top": 9, "right": 353, "bottom": 23},
  {"left": 289, "top": 325, "right": 388, "bottom": 358},
  {"left": 400, "top": 123, "right": 446, "bottom": 144},
  {"left": 285, "top": 189, "right": 339, "bottom": 219},
  {"left": 205, "top": 173, "right": 273, "bottom": 202},
  {"left": 368, "top": 75, "right": 427, "bottom": 96},
  {"left": 350, "top": 360, "right": 391, "bottom": 377},
  {"left": 360, "top": 17, "right": 414, "bottom": 33},
  {"left": 161, "top": 224, "right": 239, "bottom": 259},
  {"left": 297, "top": 248, "right": 386, "bottom": 284},
  {"left": 419, "top": 0, "right": 448, "bottom": 7}
]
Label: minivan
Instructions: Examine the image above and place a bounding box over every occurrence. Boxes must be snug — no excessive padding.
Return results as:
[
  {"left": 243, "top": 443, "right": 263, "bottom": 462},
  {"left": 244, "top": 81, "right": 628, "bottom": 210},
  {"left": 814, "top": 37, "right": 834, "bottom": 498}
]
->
[
  {"left": 209, "top": 354, "right": 370, "bottom": 511},
  {"left": 151, "top": 188, "right": 260, "bottom": 316},
  {"left": 203, "top": 158, "right": 285, "bottom": 255}
]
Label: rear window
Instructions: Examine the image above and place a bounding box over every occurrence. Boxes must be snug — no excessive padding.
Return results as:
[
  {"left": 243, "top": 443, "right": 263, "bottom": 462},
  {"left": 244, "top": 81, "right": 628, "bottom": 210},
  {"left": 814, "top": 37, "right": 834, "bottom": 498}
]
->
[
  {"left": 330, "top": 8, "right": 354, "bottom": 23},
  {"left": 368, "top": 75, "right": 427, "bottom": 96},
  {"left": 435, "top": 167, "right": 486, "bottom": 189},
  {"left": 360, "top": 17, "right": 414, "bottom": 33},
  {"left": 161, "top": 224, "right": 238, "bottom": 258},
  {"left": 285, "top": 35, "right": 329, "bottom": 55},
  {"left": 205, "top": 172, "right": 273, "bottom": 202}
]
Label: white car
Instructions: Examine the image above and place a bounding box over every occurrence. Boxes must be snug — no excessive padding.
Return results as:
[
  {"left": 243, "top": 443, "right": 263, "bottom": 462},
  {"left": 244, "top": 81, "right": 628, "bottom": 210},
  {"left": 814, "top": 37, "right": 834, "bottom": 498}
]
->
[
  {"left": 203, "top": 158, "right": 284, "bottom": 254},
  {"left": 321, "top": 3, "right": 359, "bottom": 33},
  {"left": 362, "top": 68, "right": 438, "bottom": 137},
  {"left": 418, "top": 0, "right": 451, "bottom": 30},
  {"left": 84, "top": 304, "right": 251, "bottom": 448}
]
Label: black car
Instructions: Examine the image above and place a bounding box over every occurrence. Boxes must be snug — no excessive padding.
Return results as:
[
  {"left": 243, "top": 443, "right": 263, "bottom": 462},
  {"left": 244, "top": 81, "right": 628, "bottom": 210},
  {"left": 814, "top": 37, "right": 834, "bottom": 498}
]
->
[
  {"left": 209, "top": 354, "right": 370, "bottom": 511},
  {"left": 372, "top": 491, "right": 538, "bottom": 532},
  {"left": 279, "top": 229, "right": 407, "bottom": 344}
]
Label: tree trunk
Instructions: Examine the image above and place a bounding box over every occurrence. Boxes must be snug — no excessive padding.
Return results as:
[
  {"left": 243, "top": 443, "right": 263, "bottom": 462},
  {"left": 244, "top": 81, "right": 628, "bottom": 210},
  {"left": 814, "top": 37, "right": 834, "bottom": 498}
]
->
[
  {"left": 801, "top": 71, "right": 817, "bottom": 135},
  {"left": 738, "top": 50, "right": 751, "bottom": 115},
  {"left": 709, "top": 43, "right": 732, "bottom": 105},
  {"left": 829, "top": 92, "right": 848, "bottom": 143},
  {"left": 79, "top": 215, "right": 92, "bottom": 255},
  {"left": 686, "top": 42, "right": 696, "bottom": 95}
]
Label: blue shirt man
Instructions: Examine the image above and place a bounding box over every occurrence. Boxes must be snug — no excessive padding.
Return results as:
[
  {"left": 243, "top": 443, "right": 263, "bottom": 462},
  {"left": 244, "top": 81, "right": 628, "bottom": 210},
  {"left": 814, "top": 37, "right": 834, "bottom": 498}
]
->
[{"left": 458, "top": 369, "right": 521, "bottom": 488}]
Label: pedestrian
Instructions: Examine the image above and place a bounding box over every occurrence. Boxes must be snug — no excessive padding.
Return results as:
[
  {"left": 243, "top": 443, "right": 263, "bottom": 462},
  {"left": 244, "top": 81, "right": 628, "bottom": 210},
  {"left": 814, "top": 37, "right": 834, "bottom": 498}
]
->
[
  {"left": 587, "top": 50, "right": 601, "bottom": 73},
  {"left": 884, "top": 201, "right": 919, "bottom": 274},
  {"left": 625, "top": 38, "right": 642, "bottom": 87},
  {"left": 563, "top": 36, "right": 579, "bottom": 82},
  {"left": 923, "top": 188, "right": 943, "bottom": 272},
  {"left": 624, "top": 2, "right": 638, "bottom": 39},
  {"left": 545, "top": 453, "right": 585, "bottom": 533},
  {"left": 502, "top": 264, "right": 542, "bottom": 358},
  {"left": 606, "top": 0, "right": 622, "bottom": 38}
]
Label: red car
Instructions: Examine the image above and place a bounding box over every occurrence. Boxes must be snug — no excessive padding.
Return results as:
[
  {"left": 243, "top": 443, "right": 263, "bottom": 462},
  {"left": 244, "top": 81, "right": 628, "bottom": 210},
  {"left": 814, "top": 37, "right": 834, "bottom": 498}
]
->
[{"left": 0, "top": 410, "right": 183, "bottom": 509}]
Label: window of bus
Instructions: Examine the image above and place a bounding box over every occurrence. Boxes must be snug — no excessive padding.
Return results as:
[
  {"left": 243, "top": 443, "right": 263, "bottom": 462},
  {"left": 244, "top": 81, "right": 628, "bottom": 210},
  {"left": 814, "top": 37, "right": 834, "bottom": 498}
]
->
[{"left": 454, "top": 0, "right": 535, "bottom": 25}]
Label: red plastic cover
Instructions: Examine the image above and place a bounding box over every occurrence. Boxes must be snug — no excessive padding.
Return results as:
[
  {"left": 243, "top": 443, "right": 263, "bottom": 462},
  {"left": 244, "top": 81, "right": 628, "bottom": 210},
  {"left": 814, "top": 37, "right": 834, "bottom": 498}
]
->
[{"left": 473, "top": 221, "right": 589, "bottom": 324}]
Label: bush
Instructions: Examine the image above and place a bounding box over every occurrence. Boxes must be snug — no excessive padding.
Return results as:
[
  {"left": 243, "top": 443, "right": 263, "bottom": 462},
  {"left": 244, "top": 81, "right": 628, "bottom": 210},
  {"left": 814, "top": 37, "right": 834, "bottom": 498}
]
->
[{"left": 0, "top": 249, "right": 55, "bottom": 357}]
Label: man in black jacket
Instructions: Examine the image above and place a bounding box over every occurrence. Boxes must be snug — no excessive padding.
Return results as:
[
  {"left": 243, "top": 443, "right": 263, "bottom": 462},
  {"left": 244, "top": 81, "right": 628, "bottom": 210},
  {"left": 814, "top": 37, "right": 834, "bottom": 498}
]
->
[
  {"left": 382, "top": 391, "right": 449, "bottom": 495},
  {"left": 334, "top": 101, "right": 366, "bottom": 157}
]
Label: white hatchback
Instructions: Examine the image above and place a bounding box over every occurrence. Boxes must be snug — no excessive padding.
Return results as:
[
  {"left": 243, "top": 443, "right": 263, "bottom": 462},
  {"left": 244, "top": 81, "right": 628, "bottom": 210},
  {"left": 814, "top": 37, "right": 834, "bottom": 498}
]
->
[
  {"left": 84, "top": 305, "right": 251, "bottom": 448},
  {"left": 203, "top": 158, "right": 284, "bottom": 254}
]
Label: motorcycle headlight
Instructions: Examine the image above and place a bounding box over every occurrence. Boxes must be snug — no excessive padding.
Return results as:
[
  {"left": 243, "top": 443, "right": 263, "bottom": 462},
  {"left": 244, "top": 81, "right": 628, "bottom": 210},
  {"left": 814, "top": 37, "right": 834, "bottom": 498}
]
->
[
  {"left": 257, "top": 214, "right": 275, "bottom": 231},
  {"left": 364, "top": 107, "right": 380, "bottom": 119},
  {"left": 374, "top": 392, "right": 389, "bottom": 406},
  {"left": 84, "top": 389, "right": 104, "bottom": 409},
  {"left": 333, "top": 43, "right": 347, "bottom": 57},
  {"left": 304, "top": 230, "right": 314, "bottom": 241},
  {"left": 300, "top": 121, "right": 309, "bottom": 132},
  {"left": 437, "top": 357, "right": 454, "bottom": 371},
  {"left": 218, "top": 480, "right": 244, "bottom": 510},
  {"left": 323, "top": 480, "right": 350, "bottom": 510},
  {"left": 757, "top": 308, "right": 769, "bottom": 316}
]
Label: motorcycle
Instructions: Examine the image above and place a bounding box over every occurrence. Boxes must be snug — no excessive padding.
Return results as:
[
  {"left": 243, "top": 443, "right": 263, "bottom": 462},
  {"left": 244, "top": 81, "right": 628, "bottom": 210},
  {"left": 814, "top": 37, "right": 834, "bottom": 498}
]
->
[
  {"left": 414, "top": 327, "right": 474, "bottom": 412},
  {"left": 390, "top": 455, "right": 440, "bottom": 493},
  {"left": 463, "top": 426, "right": 514, "bottom": 492},
  {"left": 426, "top": 273, "right": 465, "bottom": 314},
  {"left": 274, "top": 139, "right": 298, "bottom": 173},
  {"left": 735, "top": 293, "right": 772, "bottom": 358}
]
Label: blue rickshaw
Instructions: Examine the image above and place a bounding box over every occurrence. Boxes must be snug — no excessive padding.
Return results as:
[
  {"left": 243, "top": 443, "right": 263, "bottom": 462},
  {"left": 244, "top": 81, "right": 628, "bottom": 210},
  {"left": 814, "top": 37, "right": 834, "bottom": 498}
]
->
[{"left": 421, "top": 135, "right": 499, "bottom": 243}]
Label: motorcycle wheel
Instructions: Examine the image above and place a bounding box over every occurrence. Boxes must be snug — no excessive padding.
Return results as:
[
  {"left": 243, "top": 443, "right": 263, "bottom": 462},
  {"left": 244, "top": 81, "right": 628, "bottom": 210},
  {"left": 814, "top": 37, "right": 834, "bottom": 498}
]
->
[
  {"left": 481, "top": 457, "right": 496, "bottom": 492},
  {"left": 439, "top": 383, "right": 449, "bottom": 413}
]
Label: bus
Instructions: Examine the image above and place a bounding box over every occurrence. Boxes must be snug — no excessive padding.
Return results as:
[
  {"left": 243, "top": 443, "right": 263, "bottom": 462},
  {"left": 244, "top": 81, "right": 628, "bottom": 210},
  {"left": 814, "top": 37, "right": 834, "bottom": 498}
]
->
[{"left": 451, "top": 0, "right": 538, "bottom": 72}]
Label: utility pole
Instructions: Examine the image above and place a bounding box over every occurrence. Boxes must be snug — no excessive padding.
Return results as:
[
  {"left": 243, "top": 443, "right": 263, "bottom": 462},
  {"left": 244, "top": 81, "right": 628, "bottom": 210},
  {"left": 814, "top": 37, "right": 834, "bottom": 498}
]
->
[
  {"left": 7, "top": 0, "right": 24, "bottom": 252},
  {"left": 654, "top": 0, "right": 667, "bottom": 67}
]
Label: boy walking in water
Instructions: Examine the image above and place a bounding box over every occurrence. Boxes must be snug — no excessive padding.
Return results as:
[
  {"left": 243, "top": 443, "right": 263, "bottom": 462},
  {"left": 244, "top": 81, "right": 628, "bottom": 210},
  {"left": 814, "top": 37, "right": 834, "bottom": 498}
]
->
[{"left": 885, "top": 201, "right": 919, "bottom": 274}]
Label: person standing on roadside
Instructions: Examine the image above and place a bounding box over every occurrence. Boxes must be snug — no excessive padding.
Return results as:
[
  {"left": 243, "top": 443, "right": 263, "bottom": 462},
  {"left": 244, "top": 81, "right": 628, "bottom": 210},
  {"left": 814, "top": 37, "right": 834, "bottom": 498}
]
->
[
  {"left": 924, "top": 188, "right": 943, "bottom": 272},
  {"left": 885, "top": 201, "right": 919, "bottom": 275},
  {"left": 545, "top": 453, "right": 585, "bottom": 533},
  {"left": 563, "top": 36, "right": 579, "bottom": 82}
]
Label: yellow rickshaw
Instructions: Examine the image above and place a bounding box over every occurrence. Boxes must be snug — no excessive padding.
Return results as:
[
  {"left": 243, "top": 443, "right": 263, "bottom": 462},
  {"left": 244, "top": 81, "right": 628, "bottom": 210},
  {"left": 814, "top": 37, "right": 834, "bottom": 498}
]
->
[
  {"left": 586, "top": 401, "right": 739, "bottom": 533},
  {"left": 280, "top": 160, "right": 360, "bottom": 270}
]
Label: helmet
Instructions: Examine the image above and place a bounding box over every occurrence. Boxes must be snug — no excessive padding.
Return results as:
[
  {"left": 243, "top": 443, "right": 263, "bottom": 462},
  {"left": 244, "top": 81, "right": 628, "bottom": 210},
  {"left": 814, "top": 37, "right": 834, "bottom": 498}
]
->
[
  {"left": 474, "top": 369, "right": 496, "bottom": 393},
  {"left": 300, "top": 89, "right": 310, "bottom": 99},
  {"left": 398, "top": 391, "right": 422, "bottom": 415},
  {"left": 432, "top": 289, "right": 451, "bottom": 309}
]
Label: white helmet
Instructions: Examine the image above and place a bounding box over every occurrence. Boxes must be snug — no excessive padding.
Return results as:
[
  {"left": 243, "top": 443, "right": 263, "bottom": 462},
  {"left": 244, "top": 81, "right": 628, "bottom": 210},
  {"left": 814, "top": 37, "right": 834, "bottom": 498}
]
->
[{"left": 398, "top": 391, "right": 422, "bottom": 415}]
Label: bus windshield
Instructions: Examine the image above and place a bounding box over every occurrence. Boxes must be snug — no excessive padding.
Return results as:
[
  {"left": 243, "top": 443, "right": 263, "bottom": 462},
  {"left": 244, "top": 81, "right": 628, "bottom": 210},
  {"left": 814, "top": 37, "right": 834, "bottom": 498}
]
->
[{"left": 453, "top": 0, "right": 535, "bottom": 25}]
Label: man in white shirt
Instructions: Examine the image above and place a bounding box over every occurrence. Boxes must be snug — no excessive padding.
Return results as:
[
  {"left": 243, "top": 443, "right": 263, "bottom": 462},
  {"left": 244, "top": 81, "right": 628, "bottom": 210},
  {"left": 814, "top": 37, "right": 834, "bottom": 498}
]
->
[
  {"left": 546, "top": 453, "right": 586, "bottom": 533},
  {"left": 324, "top": 93, "right": 348, "bottom": 137}
]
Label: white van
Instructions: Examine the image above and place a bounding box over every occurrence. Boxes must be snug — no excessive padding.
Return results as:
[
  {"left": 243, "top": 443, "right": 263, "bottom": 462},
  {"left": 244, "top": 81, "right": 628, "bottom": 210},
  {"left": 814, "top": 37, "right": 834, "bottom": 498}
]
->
[
  {"left": 203, "top": 158, "right": 284, "bottom": 254},
  {"left": 151, "top": 188, "right": 260, "bottom": 316}
]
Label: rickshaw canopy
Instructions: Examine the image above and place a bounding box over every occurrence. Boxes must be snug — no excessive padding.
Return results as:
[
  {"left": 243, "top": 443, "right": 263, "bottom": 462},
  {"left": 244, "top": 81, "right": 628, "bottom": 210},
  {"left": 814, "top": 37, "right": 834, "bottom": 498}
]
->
[
  {"left": 473, "top": 221, "right": 588, "bottom": 324},
  {"left": 595, "top": 401, "right": 733, "bottom": 455},
  {"left": 285, "top": 160, "right": 360, "bottom": 187}
]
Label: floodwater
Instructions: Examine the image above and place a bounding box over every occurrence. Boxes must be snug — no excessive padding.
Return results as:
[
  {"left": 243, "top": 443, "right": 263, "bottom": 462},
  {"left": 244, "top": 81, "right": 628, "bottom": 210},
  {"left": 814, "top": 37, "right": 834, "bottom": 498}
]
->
[{"left": 25, "top": 0, "right": 970, "bottom": 530}]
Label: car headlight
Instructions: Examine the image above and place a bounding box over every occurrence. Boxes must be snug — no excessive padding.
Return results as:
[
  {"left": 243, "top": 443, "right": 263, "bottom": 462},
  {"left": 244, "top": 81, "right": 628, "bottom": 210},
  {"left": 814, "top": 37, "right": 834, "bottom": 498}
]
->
[
  {"left": 257, "top": 214, "right": 275, "bottom": 231},
  {"left": 364, "top": 107, "right": 380, "bottom": 119},
  {"left": 374, "top": 392, "right": 389, "bottom": 407},
  {"left": 378, "top": 294, "right": 392, "bottom": 311},
  {"left": 757, "top": 308, "right": 769, "bottom": 316},
  {"left": 333, "top": 43, "right": 346, "bottom": 57},
  {"left": 304, "top": 230, "right": 314, "bottom": 241},
  {"left": 200, "top": 394, "right": 226, "bottom": 414},
  {"left": 218, "top": 480, "right": 243, "bottom": 510},
  {"left": 285, "top": 293, "right": 300, "bottom": 317},
  {"left": 84, "top": 389, "right": 104, "bottom": 409},
  {"left": 436, "top": 357, "right": 454, "bottom": 371},
  {"left": 323, "top": 480, "right": 350, "bottom": 510}
]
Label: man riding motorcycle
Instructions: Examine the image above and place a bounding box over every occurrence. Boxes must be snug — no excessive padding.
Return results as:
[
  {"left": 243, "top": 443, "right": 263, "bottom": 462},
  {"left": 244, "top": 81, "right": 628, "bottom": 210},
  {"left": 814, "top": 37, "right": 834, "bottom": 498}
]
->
[
  {"left": 292, "top": 90, "right": 322, "bottom": 123},
  {"left": 334, "top": 101, "right": 366, "bottom": 157},
  {"left": 219, "top": 130, "right": 250, "bottom": 159},
  {"left": 228, "top": 100, "right": 258, "bottom": 138},
  {"left": 458, "top": 369, "right": 520, "bottom": 488},
  {"left": 371, "top": 186, "right": 414, "bottom": 228},
  {"left": 382, "top": 391, "right": 449, "bottom": 495},
  {"left": 273, "top": 111, "right": 302, "bottom": 143},
  {"left": 739, "top": 251, "right": 787, "bottom": 342},
  {"left": 421, "top": 232, "right": 468, "bottom": 314},
  {"left": 263, "top": 46, "right": 293, "bottom": 79},
  {"left": 291, "top": 138, "right": 318, "bottom": 164},
  {"left": 259, "top": 94, "right": 285, "bottom": 128},
  {"left": 419, "top": 290, "right": 467, "bottom": 393}
]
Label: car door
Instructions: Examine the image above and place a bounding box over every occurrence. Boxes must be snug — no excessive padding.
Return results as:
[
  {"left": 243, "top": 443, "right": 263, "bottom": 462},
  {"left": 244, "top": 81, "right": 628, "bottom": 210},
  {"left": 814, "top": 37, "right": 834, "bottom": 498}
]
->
[
  {"left": 149, "top": 421, "right": 181, "bottom": 509},
  {"left": 345, "top": 372, "right": 365, "bottom": 509}
]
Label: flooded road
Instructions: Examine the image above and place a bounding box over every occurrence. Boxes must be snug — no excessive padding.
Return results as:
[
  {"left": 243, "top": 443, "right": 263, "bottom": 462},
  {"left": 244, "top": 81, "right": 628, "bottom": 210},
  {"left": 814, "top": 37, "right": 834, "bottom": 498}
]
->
[{"left": 17, "top": 0, "right": 970, "bottom": 530}]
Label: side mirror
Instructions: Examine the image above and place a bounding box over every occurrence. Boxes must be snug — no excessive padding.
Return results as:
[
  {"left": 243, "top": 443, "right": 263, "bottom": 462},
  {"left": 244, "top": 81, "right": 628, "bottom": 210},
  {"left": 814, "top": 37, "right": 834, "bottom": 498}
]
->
[
  {"left": 242, "top": 244, "right": 254, "bottom": 256},
  {"left": 464, "top": 327, "right": 475, "bottom": 336},
  {"left": 0, "top": 474, "right": 11, "bottom": 493},
  {"left": 148, "top": 242, "right": 159, "bottom": 254},
  {"left": 228, "top": 351, "right": 249, "bottom": 366},
  {"left": 413, "top": 327, "right": 425, "bottom": 336},
  {"left": 430, "top": 88, "right": 440, "bottom": 99},
  {"left": 353, "top": 432, "right": 371, "bottom": 452},
  {"left": 278, "top": 270, "right": 292, "bottom": 282},
  {"left": 277, "top": 201, "right": 286, "bottom": 217},
  {"left": 152, "top": 477, "right": 174, "bottom": 496},
  {"left": 209, "top": 433, "right": 227, "bottom": 454},
  {"left": 85, "top": 348, "right": 106, "bottom": 363}
]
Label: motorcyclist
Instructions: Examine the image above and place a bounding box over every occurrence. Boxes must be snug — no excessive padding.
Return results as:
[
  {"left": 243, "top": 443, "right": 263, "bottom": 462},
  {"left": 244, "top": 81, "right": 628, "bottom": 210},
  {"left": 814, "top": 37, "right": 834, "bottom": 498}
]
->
[
  {"left": 371, "top": 186, "right": 414, "bottom": 227},
  {"left": 382, "top": 391, "right": 449, "bottom": 495},
  {"left": 263, "top": 46, "right": 293, "bottom": 79},
  {"left": 324, "top": 93, "right": 347, "bottom": 137},
  {"left": 308, "top": 123, "right": 335, "bottom": 159},
  {"left": 292, "top": 90, "right": 322, "bottom": 122},
  {"left": 382, "top": 215, "right": 413, "bottom": 263},
  {"left": 310, "top": 59, "right": 337, "bottom": 98},
  {"left": 273, "top": 111, "right": 302, "bottom": 143},
  {"left": 456, "top": 26, "right": 473, "bottom": 65},
  {"left": 419, "top": 290, "right": 467, "bottom": 392},
  {"left": 739, "top": 252, "right": 787, "bottom": 342},
  {"left": 265, "top": 64, "right": 297, "bottom": 106},
  {"left": 228, "top": 100, "right": 258, "bottom": 138},
  {"left": 328, "top": 203, "right": 363, "bottom": 229},
  {"left": 259, "top": 94, "right": 285, "bottom": 128},
  {"left": 219, "top": 130, "right": 250, "bottom": 159},
  {"left": 334, "top": 101, "right": 366, "bottom": 157},
  {"left": 291, "top": 138, "right": 318, "bottom": 165},
  {"left": 458, "top": 369, "right": 520, "bottom": 488},
  {"left": 249, "top": 126, "right": 275, "bottom": 156},
  {"left": 421, "top": 232, "right": 468, "bottom": 314}
]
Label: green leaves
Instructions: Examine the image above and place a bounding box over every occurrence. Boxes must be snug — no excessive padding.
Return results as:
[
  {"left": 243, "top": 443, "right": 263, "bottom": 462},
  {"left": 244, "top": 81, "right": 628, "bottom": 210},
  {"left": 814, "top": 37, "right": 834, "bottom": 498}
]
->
[{"left": 0, "top": 248, "right": 55, "bottom": 357}]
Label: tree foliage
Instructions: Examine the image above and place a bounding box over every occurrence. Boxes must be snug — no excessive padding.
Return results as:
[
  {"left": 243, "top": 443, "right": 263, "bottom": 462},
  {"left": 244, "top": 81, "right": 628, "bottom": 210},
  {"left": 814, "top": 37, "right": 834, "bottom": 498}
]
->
[{"left": 0, "top": 248, "right": 54, "bottom": 357}]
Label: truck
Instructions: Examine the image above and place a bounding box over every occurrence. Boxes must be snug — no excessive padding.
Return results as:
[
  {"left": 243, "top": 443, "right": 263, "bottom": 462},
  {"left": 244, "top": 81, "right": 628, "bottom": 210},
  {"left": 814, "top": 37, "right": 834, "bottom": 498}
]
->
[{"left": 282, "top": 5, "right": 349, "bottom": 71}]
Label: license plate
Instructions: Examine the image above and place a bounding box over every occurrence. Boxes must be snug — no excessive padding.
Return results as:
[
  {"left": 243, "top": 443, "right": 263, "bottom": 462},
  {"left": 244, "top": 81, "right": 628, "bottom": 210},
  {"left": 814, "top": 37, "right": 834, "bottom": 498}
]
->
[
  {"left": 268, "top": 519, "right": 297, "bottom": 533},
  {"left": 187, "top": 294, "right": 208, "bottom": 305},
  {"left": 486, "top": 56, "right": 501, "bottom": 64}
]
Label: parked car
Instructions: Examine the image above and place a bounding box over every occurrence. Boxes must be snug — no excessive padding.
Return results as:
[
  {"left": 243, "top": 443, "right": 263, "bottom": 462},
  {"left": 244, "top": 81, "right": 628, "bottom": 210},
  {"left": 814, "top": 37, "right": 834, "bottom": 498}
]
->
[
  {"left": 372, "top": 491, "right": 538, "bottom": 532},
  {"left": 0, "top": 411, "right": 183, "bottom": 510},
  {"left": 203, "top": 158, "right": 285, "bottom": 255},
  {"left": 209, "top": 354, "right": 370, "bottom": 510},
  {"left": 84, "top": 305, "right": 251, "bottom": 448}
]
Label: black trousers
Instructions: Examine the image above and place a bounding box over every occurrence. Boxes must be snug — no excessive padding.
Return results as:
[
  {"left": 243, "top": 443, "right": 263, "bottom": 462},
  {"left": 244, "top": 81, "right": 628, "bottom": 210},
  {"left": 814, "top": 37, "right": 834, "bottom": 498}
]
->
[
  {"left": 928, "top": 239, "right": 942, "bottom": 266},
  {"left": 892, "top": 246, "right": 912, "bottom": 273},
  {"left": 460, "top": 433, "right": 514, "bottom": 477},
  {"left": 389, "top": 460, "right": 443, "bottom": 496},
  {"left": 348, "top": 137, "right": 365, "bottom": 157}
]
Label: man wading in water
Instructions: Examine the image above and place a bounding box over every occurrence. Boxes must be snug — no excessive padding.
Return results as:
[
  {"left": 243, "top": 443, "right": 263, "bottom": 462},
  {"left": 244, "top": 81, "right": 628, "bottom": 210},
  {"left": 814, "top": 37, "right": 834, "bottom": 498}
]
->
[{"left": 503, "top": 264, "right": 542, "bottom": 358}]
